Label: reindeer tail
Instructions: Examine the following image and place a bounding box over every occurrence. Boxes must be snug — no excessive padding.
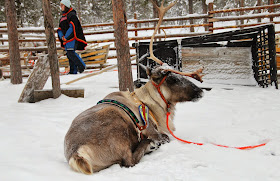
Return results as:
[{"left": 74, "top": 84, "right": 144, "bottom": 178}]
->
[{"left": 68, "top": 148, "right": 93, "bottom": 175}]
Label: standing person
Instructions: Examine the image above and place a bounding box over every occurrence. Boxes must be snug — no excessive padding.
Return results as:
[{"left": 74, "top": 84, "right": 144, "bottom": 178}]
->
[{"left": 57, "top": 0, "right": 87, "bottom": 74}]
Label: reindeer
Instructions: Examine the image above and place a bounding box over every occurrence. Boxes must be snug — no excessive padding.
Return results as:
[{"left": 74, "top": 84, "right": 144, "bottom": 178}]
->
[{"left": 64, "top": 0, "right": 204, "bottom": 175}]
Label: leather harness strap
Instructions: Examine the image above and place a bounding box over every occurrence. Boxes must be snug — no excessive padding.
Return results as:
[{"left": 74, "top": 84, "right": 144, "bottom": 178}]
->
[{"left": 151, "top": 75, "right": 171, "bottom": 111}]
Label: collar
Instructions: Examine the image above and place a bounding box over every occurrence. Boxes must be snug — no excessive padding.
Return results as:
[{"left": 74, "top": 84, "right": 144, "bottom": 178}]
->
[
  {"left": 97, "top": 99, "right": 146, "bottom": 141},
  {"left": 130, "top": 92, "right": 159, "bottom": 127},
  {"left": 63, "top": 8, "right": 73, "bottom": 16}
]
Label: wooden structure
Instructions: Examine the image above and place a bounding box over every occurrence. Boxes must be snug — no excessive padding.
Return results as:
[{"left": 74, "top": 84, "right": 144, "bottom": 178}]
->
[
  {"left": 18, "top": 55, "right": 84, "bottom": 103},
  {"left": 18, "top": 55, "right": 50, "bottom": 102},
  {"left": 133, "top": 24, "right": 278, "bottom": 89},
  {"left": 58, "top": 44, "right": 110, "bottom": 69}
]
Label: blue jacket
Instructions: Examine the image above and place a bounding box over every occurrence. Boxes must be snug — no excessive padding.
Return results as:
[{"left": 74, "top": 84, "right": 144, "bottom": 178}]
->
[
  {"left": 57, "top": 8, "right": 87, "bottom": 50},
  {"left": 58, "top": 23, "right": 75, "bottom": 50}
]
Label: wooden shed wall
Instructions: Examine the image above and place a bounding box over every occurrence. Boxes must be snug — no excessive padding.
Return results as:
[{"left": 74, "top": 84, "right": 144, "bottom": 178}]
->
[{"left": 181, "top": 47, "right": 257, "bottom": 85}]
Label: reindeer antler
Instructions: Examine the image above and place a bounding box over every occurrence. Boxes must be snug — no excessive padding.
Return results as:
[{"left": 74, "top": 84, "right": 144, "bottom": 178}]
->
[
  {"left": 148, "top": 0, "right": 177, "bottom": 65},
  {"left": 164, "top": 68, "right": 204, "bottom": 83},
  {"left": 148, "top": 0, "right": 204, "bottom": 82}
]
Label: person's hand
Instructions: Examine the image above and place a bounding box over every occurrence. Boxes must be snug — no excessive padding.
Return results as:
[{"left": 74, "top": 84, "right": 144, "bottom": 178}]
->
[{"left": 62, "top": 36, "right": 67, "bottom": 42}]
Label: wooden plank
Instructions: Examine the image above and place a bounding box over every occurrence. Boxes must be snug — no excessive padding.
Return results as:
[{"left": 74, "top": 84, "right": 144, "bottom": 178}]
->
[
  {"left": 209, "top": 4, "right": 280, "bottom": 14},
  {"left": 83, "top": 54, "right": 106, "bottom": 61},
  {"left": 85, "top": 60, "right": 106, "bottom": 65},
  {"left": 34, "top": 88, "right": 84, "bottom": 102},
  {"left": 18, "top": 55, "right": 50, "bottom": 103},
  {"left": 209, "top": 12, "right": 280, "bottom": 22},
  {"left": 58, "top": 44, "right": 110, "bottom": 68},
  {"left": 81, "top": 49, "right": 107, "bottom": 58},
  {"left": 64, "top": 64, "right": 117, "bottom": 85}
]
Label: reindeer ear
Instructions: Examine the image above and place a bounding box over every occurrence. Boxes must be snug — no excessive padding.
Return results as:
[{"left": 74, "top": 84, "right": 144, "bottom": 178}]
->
[
  {"left": 146, "top": 67, "right": 152, "bottom": 77},
  {"left": 161, "top": 69, "right": 170, "bottom": 76},
  {"left": 139, "top": 63, "right": 152, "bottom": 77}
]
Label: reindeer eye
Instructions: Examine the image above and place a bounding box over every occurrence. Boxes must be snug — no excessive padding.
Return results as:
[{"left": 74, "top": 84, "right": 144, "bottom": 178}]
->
[{"left": 166, "top": 75, "right": 179, "bottom": 85}]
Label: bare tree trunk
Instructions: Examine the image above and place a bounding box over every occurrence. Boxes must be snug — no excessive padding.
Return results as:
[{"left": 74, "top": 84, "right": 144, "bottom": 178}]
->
[
  {"left": 239, "top": 0, "right": 244, "bottom": 28},
  {"left": 268, "top": 0, "right": 274, "bottom": 22},
  {"left": 208, "top": 2, "right": 214, "bottom": 33},
  {"left": 5, "top": 0, "right": 22, "bottom": 84},
  {"left": 42, "top": 0, "right": 61, "bottom": 98},
  {"left": 77, "top": 0, "right": 82, "bottom": 23},
  {"left": 257, "top": 0, "right": 262, "bottom": 23},
  {"left": 15, "top": 0, "right": 23, "bottom": 27},
  {"left": 151, "top": 0, "right": 160, "bottom": 41},
  {"left": 202, "top": 0, "right": 208, "bottom": 31},
  {"left": 112, "top": 0, "right": 134, "bottom": 92},
  {"left": 188, "top": 0, "right": 194, "bottom": 32},
  {"left": 152, "top": 0, "right": 159, "bottom": 25}
]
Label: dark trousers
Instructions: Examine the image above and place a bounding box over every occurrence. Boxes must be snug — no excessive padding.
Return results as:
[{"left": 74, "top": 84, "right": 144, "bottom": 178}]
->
[{"left": 66, "top": 50, "right": 86, "bottom": 74}]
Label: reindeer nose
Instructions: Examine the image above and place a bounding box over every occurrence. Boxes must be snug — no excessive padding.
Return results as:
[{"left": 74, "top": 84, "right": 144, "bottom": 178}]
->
[{"left": 192, "top": 87, "right": 204, "bottom": 102}]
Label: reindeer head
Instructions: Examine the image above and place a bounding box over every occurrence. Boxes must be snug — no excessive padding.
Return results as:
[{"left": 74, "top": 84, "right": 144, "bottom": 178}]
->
[
  {"left": 147, "top": 66, "right": 203, "bottom": 103},
  {"left": 145, "top": 0, "right": 204, "bottom": 104},
  {"left": 144, "top": 0, "right": 203, "bottom": 106}
]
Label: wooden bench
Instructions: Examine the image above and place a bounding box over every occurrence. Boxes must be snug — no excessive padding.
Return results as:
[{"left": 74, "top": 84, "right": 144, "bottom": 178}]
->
[{"left": 58, "top": 44, "right": 110, "bottom": 70}]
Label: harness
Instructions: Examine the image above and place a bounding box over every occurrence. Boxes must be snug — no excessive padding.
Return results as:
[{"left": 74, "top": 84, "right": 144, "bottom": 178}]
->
[
  {"left": 151, "top": 74, "right": 170, "bottom": 112},
  {"left": 97, "top": 99, "right": 149, "bottom": 140}
]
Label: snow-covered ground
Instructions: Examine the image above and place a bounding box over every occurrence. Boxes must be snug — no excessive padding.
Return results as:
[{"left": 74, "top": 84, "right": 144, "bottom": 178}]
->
[{"left": 1, "top": 63, "right": 280, "bottom": 181}]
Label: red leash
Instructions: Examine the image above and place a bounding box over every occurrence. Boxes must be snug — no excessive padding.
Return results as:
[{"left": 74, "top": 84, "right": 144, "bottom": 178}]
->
[
  {"left": 151, "top": 75, "right": 267, "bottom": 150},
  {"left": 166, "top": 112, "right": 267, "bottom": 150}
]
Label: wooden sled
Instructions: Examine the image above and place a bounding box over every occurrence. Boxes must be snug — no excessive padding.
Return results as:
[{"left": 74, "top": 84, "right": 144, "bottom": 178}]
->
[{"left": 58, "top": 44, "right": 110, "bottom": 70}]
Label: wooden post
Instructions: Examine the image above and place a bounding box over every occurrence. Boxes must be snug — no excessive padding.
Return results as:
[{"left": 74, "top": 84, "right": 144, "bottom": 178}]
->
[
  {"left": 257, "top": 0, "right": 262, "bottom": 23},
  {"left": 18, "top": 56, "right": 50, "bottom": 103},
  {"left": 240, "top": 0, "right": 244, "bottom": 27},
  {"left": 202, "top": 0, "right": 208, "bottom": 31},
  {"left": 42, "top": 0, "right": 61, "bottom": 98},
  {"left": 0, "top": 68, "right": 2, "bottom": 79},
  {"left": 188, "top": 0, "right": 194, "bottom": 32},
  {"left": 112, "top": 0, "right": 134, "bottom": 92},
  {"left": 5, "top": 0, "right": 22, "bottom": 84},
  {"left": 269, "top": 0, "right": 274, "bottom": 22},
  {"left": 134, "top": 13, "right": 138, "bottom": 43},
  {"left": 208, "top": 2, "right": 214, "bottom": 34}
]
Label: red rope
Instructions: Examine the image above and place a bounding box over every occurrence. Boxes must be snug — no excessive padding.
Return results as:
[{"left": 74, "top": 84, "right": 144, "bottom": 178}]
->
[{"left": 166, "top": 112, "right": 267, "bottom": 150}]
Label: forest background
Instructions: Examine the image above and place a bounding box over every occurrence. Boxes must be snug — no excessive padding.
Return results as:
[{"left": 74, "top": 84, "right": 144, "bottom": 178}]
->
[{"left": 1, "top": 0, "right": 279, "bottom": 28}]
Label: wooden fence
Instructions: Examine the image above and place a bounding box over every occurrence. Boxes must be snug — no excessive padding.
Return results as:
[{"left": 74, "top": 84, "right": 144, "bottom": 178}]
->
[{"left": 0, "top": 2, "right": 280, "bottom": 62}]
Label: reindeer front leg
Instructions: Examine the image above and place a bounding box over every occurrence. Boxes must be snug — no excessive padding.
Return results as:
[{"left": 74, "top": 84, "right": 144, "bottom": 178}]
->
[{"left": 121, "top": 139, "right": 152, "bottom": 167}]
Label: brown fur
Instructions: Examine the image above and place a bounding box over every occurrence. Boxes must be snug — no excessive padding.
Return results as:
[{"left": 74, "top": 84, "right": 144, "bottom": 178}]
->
[{"left": 64, "top": 67, "right": 203, "bottom": 174}]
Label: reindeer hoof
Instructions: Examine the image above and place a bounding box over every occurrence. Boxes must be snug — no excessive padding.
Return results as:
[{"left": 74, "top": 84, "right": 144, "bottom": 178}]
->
[
  {"left": 161, "top": 134, "right": 170, "bottom": 144},
  {"left": 146, "top": 140, "right": 161, "bottom": 153}
]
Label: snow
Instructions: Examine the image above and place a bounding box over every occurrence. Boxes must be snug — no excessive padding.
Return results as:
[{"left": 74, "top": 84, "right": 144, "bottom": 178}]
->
[
  {"left": 206, "top": 0, "right": 214, "bottom": 5},
  {"left": 1, "top": 64, "right": 280, "bottom": 180}
]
